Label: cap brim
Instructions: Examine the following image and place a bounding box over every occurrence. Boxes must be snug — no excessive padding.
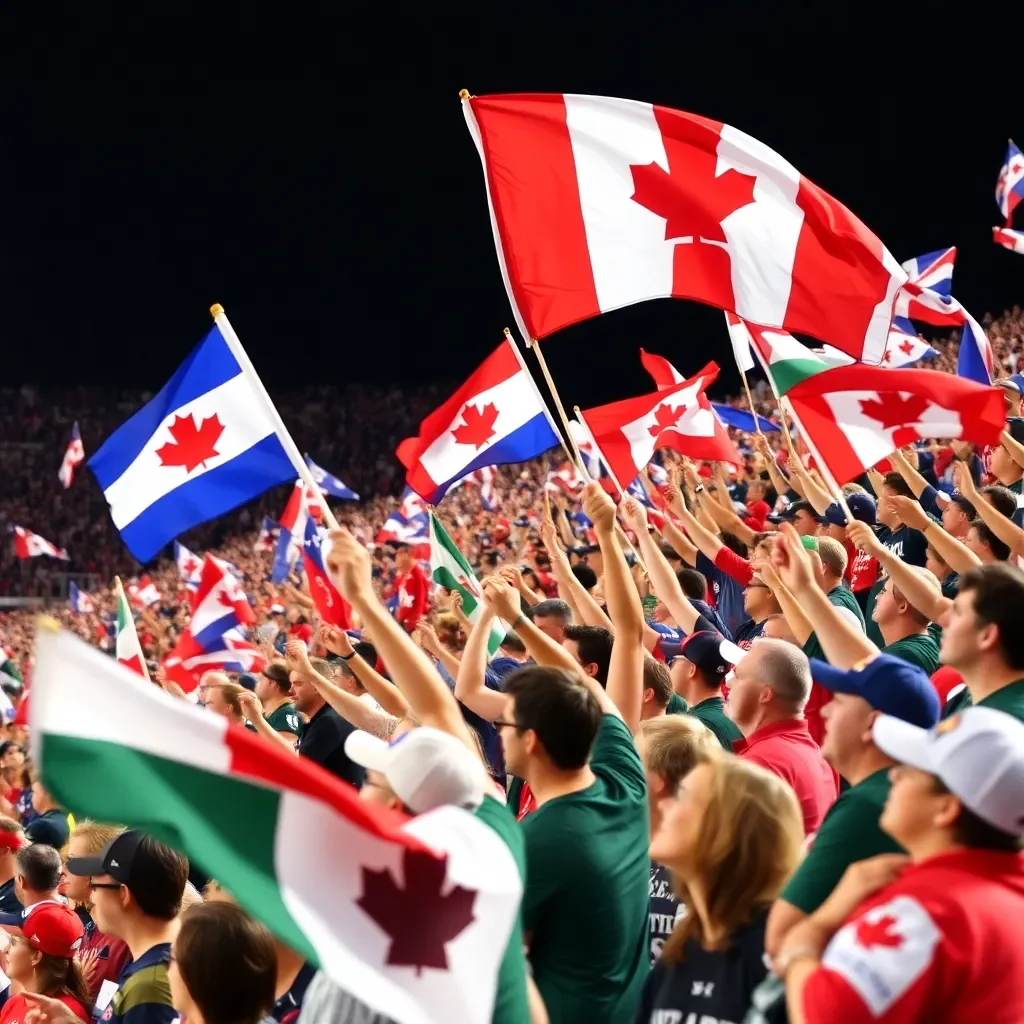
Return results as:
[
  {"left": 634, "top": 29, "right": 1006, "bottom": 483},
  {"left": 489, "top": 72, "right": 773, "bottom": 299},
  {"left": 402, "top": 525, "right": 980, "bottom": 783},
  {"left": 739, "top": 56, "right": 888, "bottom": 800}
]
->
[
  {"left": 66, "top": 855, "right": 108, "bottom": 878},
  {"left": 343, "top": 730, "right": 391, "bottom": 773},
  {"left": 872, "top": 714, "right": 933, "bottom": 773},
  {"left": 719, "top": 640, "right": 746, "bottom": 665},
  {"left": 0, "top": 911, "right": 23, "bottom": 928},
  {"left": 808, "top": 658, "right": 866, "bottom": 697}
]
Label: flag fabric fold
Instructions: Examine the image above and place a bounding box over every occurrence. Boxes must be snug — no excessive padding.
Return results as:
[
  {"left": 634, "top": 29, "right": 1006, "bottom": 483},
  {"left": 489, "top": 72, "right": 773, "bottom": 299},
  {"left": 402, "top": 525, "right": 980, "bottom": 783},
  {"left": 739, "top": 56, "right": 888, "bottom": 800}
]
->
[
  {"left": 13, "top": 526, "right": 69, "bottom": 561},
  {"left": 175, "top": 542, "right": 203, "bottom": 590},
  {"left": 305, "top": 456, "right": 360, "bottom": 501},
  {"left": 578, "top": 363, "right": 741, "bottom": 488},
  {"left": 302, "top": 520, "right": 352, "bottom": 629},
  {"left": 397, "top": 340, "right": 561, "bottom": 504},
  {"left": 429, "top": 515, "right": 505, "bottom": 655},
  {"left": 31, "top": 625, "right": 522, "bottom": 1024},
  {"left": 88, "top": 324, "right": 298, "bottom": 563},
  {"left": 58, "top": 422, "right": 84, "bottom": 490},
  {"left": 114, "top": 579, "right": 148, "bottom": 678},
  {"left": 993, "top": 226, "right": 1024, "bottom": 254},
  {"left": 376, "top": 489, "right": 431, "bottom": 560},
  {"left": 68, "top": 582, "right": 96, "bottom": 615},
  {"left": 996, "top": 140, "right": 1024, "bottom": 223},
  {"left": 254, "top": 516, "right": 280, "bottom": 553},
  {"left": 272, "top": 483, "right": 311, "bottom": 584},
  {"left": 464, "top": 92, "right": 905, "bottom": 363},
  {"left": 784, "top": 365, "right": 1005, "bottom": 486}
]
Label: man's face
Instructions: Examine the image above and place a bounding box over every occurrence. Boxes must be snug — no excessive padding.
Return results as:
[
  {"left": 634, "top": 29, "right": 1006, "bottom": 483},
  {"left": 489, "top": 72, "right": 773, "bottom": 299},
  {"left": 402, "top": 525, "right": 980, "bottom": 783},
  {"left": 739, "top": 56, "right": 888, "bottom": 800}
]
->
[
  {"left": 793, "top": 510, "right": 819, "bottom": 537},
  {"left": 760, "top": 617, "right": 796, "bottom": 644},
  {"left": 30, "top": 778, "right": 45, "bottom": 812},
  {"left": 289, "top": 675, "right": 319, "bottom": 716},
  {"left": 723, "top": 647, "right": 766, "bottom": 735},
  {"left": 395, "top": 550, "right": 412, "bottom": 573},
  {"left": 254, "top": 676, "right": 274, "bottom": 704},
  {"left": 941, "top": 502, "right": 969, "bottom": 538},
  {"left": 742, "top": 578, "right": 773, "bottom": 620},
  {"left": 925, "top": 546, "right": 948, "bottom": 583},
  {"left": 939, "top": 588, "right": 983, "bottom": 670},
  {"left": 747, "top": 481, "right": 765, "bottom": 503},
  {"left": 877, "top": 487, "right": 900, "bottom": 529},
  {"left": 989, "top": 442, "right": 1018, "bottom": 484},
  {"left": 532, "top": 615, "right": 565, "bottom": 644},
  {"left": 1, "top": 747, "right": 23, "bottom": 773},
  {"left": 61, "top": 836, "right": 94, "bottom": 906},
  {"left": 965, "top": 526, "right": 995, "bottom": 564},
  {"left": 871, "top": 578, "right": 900, "bottom": 628},
  {"left": 497, "top": 696, "right": 529, "bottom": 778},
  {"left": 563, "top": 638, "right": 596, "bottom": 679},
  {"left": 87, "top": 873, "right": 125, "bottom": 938},
  {"left": 359, "top": 768, "right": 401, "bottom": 811},
  {"left": 820, "top": 693, "right": 874, "bottom": 772}
]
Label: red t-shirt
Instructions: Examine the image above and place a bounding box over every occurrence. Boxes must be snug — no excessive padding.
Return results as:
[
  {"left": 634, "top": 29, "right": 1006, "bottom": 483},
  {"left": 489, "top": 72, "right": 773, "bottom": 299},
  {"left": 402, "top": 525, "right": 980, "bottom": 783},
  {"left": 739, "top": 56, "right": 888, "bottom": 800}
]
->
[
  {"left": 734, "top": 719, "right": 838, "bottom": 834},
  {"left": 713, "top": 545, "right": 754, "bottom": 587},
  {"left": 845, "top": 540, "right": 880, "bottom": 593},
  {"left": 0, "top": 993, "right": 88, "bottom": 1023},
  {"left": 802, "top": 849, "right": 1024, "bottom": 1023},
  {"left": 395, "top": 565, "right": 429, "bottom": 631},
  {"left": 79, "top": 919, "right": 132, "bottom": 1006}
]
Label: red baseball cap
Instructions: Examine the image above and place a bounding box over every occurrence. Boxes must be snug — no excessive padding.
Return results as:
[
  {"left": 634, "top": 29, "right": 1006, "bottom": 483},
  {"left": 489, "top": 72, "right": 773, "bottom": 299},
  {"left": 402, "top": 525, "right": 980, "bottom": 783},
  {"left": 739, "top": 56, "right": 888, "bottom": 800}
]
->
[{"left": 21, "top": 902, "right": 84, "bottom": 958}]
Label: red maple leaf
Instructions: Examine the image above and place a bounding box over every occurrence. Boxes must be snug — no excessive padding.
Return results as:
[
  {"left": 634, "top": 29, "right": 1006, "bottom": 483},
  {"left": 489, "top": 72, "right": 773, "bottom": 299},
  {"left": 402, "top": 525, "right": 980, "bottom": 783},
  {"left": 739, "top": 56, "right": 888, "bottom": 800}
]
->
[
  {"left": 855, "top": 913, "right": 904, "bottom": 950},
  {"left": 630, "top": 153, "right": 756, "bottom": 244},
  {"left": 357, "top": 849, "right": 477, "bottom": 974},
  {"left": 860, "top": 392, "right": 931, "bottom": 449},
  {"left": 156, "top": 413, "right": 225, "bottom": 473},
  {"left": 649, "top": 402, "right": 686, "bottom": 437},
  {"left": 182, "top": 558, "right": 199, "bottom": 576},
  {"left": 451, "top": 403, "right": 499, "bottom": 449}
]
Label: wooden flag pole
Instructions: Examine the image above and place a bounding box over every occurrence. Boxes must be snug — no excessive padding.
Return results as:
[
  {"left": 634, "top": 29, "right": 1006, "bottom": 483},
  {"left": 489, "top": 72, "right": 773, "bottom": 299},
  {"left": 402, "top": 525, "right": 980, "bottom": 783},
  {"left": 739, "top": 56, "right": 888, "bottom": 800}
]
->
[{"left": 739, "top": 369, "right": 766, "bottom": 441}]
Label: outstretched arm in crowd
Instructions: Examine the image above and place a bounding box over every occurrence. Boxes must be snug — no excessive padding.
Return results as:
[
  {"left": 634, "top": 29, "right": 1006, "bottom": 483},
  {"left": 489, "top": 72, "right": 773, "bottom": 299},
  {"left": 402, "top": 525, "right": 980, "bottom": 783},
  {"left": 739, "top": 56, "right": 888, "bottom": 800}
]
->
[
  {"left": 283, "top": 639, "right": 396, "bottom": 738},
  {"left": 754, "top": 433, "right": 796, "bottom": 503},
  {"left": 321, "top": 625, "right": 411, "bottom": 718},
  {"left": 584, "top": 483, "right": 644, "bottom": 733},
  {"left": 497, "top": 564, "right": 542, "bottom": 608},
  {"left": 453, "top": 601, "right": 507, "bottom": 722},
  {"left": 758, "top": 559, "right": 814, "bottom": 646},
  {"left": 326, "top": 530, "right": 477, "bottom": 752},
  {"left": 888, "top": 494, "right": 981, "bottom": 575},
  {"left": 788, "top": 460, "right": 833, "bottom": 516},
  {"left": 771, "top": 524, "right": 878, "bottom": 669},
  {"left": 540, "top": 516, "right": 612, "bottom": 631},
  {"left": 888, "top": 446, "right": 932, "bottom": 501},
  {"left": 953, "top": 461, "right": 1024, "bottom": 558},
  {"left": 668, "top": 484, "right": 726, "bottom": 564},
  {"left": 414, "top": 621, "right": 462, "bottom": 679}
]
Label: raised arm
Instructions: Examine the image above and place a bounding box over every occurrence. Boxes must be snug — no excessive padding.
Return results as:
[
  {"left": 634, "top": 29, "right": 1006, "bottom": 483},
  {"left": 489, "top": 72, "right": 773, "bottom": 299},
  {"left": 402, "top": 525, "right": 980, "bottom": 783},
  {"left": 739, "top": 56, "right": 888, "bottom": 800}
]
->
[
  {"left": 237, "top": 691, "right": 301, "bottom": 755},
  {"left": 888, "top": 495, "right": 981, "bottom": 576},
  {"left": 771, "top": 525, "right": 878, "bottom": 669},
  {"left": 321, "top": 625, "right": 411, "bottom": 718},
  {"left": 888, "top": 447, "right": 931, "bottom": 500},
  {"left": 585, "top": 483, "right": 644, "bottom": 733},
  {"left": 326, "top": 529, "right": 475, "bottom": 752},
  {"left": 540, "top": 519, "right": 612, "bottom": 631},
  {"left": 954, "top": 460, "right": 1024, "bottom": 557},
  {"left": 453, "top": 601, "right": 507, "bottom": 722},
  {"left": 758, "top": 560, "right": 814, "bottom": 646}
]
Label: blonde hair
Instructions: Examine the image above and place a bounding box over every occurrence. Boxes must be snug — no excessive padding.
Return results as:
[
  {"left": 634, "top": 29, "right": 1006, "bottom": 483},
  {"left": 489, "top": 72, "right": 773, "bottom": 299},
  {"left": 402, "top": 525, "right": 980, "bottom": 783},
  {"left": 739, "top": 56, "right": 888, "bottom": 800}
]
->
[
  {"left": 638, "top": 716, "right": 715, "bottom": 792},
  {"left": 70, "top": 820, "right": 124, "bottom": 855},
  {"left": 816, "top": 536, "right": 848, "bottom": 579},
  {"left": 209, "top": 682, "right": 246, "bottom": 716},
  {"left": 663, "top": 752, "right": 803, "bottom": 962}
]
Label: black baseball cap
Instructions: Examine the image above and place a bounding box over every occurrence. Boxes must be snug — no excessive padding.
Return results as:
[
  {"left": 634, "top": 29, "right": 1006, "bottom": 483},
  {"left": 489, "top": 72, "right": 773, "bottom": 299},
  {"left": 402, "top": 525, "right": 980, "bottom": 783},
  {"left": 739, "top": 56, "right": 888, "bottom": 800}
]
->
[
  {"left": 768, "top": 500, "right": 827, "bottom": 525},
  {"left": 67, "top": 830, "right": 143, "bottom": 885}
]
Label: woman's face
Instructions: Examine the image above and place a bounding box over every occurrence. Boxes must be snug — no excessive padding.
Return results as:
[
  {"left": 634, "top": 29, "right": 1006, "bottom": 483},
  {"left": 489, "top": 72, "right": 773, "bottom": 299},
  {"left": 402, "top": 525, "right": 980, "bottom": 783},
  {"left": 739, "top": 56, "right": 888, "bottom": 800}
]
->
[
  {"left": 167, "top": 941, "right": 195, "bottom": 1020},
  {"left": 649, "top": 762, "right": 713, "bottom": 876},
  {"left": 6, "top": 935, "right": 36, "bottom": 986}
]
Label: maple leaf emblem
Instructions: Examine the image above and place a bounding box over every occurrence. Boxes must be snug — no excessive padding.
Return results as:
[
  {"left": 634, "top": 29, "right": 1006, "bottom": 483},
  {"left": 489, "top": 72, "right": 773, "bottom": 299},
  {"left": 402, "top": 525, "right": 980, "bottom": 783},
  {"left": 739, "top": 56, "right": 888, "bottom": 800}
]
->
[
  {"left": 630, "top": 149, "right": 757, "bottom": 244},
  {"left": 859, "top": 392, "right": 932, "bottom": 448},
  {"left": 649, "top": 403, "right": 686, "bottom": 437},
  {"left": 451, "top": 403, "right": 499, "bottom": 449},
  {"left": 357, "top": 849, "right": 476, "bottom": 974},
  {"left": 182, "top": 558, "right": 199, "bottom": 576},
  {"left": 855, "top": 913, "right": 904, "bottom": 950},
  {"left": 156, "top": 413, "right": 225, "bottom": 473}
]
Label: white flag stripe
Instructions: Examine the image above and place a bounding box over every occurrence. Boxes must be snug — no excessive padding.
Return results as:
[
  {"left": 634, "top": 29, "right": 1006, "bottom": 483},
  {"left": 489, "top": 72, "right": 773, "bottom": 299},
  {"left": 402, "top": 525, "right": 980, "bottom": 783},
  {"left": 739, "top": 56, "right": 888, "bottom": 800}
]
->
[{"left": 104, "top": 372, "right": 280, "bottom": 529}]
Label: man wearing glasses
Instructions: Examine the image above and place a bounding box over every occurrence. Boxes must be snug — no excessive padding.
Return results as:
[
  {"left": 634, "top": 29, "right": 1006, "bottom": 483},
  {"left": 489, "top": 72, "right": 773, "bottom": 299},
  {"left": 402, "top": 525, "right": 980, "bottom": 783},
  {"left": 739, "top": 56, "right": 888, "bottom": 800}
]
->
[{"left": 67, "top": 831, "right": 187, "bottom": 1024}]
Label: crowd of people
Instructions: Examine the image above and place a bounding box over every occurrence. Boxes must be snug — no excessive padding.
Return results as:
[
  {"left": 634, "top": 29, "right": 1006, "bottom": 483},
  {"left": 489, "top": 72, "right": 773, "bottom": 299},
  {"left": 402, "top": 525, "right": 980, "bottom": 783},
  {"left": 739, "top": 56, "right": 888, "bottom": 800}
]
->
[{"left": 0, "top": 303, "right": 1023, "bottom": 1023}]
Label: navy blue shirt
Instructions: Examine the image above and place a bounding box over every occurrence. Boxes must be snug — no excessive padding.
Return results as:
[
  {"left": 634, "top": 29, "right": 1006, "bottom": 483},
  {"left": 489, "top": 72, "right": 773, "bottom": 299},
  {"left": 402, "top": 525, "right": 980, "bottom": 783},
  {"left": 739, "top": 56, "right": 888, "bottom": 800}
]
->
[
  {"left": 695, "top": 552, "right": 749, "bottom": 637},
  {"left": 436, "top": 662, "right": 505, "bottom": 785},
  {"left": 272, "top": 961, "right": 317, "bottom": 1023}
]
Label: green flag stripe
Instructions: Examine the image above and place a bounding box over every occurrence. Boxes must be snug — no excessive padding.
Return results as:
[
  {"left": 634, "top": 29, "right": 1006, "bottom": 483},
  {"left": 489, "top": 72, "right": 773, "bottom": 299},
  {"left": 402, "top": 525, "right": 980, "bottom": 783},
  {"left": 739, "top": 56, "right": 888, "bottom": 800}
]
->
[
  {"left": 41, "top": 733, "right": 316, "bottom": 965},
  {"left": 770, "top": 357, "right": 833, "bottom": 395}
]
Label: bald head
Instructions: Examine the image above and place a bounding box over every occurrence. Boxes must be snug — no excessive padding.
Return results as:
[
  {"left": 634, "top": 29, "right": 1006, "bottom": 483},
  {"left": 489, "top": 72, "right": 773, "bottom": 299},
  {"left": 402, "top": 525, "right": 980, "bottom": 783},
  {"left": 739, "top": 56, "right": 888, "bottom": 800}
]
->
[{"left": 746, "top": 638, "right": 812, "bottom": 711}]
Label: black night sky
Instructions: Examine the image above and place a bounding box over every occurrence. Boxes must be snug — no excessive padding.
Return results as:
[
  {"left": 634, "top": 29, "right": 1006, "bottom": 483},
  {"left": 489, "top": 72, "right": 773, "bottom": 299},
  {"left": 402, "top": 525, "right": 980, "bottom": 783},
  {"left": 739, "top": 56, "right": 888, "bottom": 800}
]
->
[{"left": 4, "top": 6, "right": 1019, "bottom": 408}]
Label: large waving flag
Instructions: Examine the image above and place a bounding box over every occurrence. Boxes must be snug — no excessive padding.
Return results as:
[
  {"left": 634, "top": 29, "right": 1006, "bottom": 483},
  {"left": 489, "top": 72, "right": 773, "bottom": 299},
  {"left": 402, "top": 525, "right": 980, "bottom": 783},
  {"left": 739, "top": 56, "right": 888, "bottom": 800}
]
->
[
  {"left": 396, "top": 339, "right": 560, "bottom": 504},
  {"left": 994, "top": 226, "right": 1024, "bottom": 254},
  {"left": 88, "top": 321, "right": 298, "bottom": 563},
  {"left": 640, "top": 349, "right": 685, "bottom": 390},
  {"left": 306, "top": 455, "right": 360, "bottom": 501},
  {"left": 996, "top": 140, "right": 1024, "bottom": 223},
  {"left": 429, "top": 515, "right": 505, "bottom": 655},
  {"left": 32, "top": 625, "right": 522, "bottom": 1024},
  {"left": 13, "top": 526, "right": 69, "bottom": 561},
  {"left": 578, "top": 363, "right": 741, "bottom": 488},
  {"left": 376, "top": 488, "right": 431, "bottom": 559},
  {"left": 58, "top": 422, "right": 84, "bottom": 489},
  {"left": 785, "top": 365, "right": 1005, "bottom": 485},
  {"left": 463, "top": 92, "right": 904, "bottom": 363},
  {"left": 164, "top": 555, "right": 262, "bottom": 692},
  {"left": 301, "top": 520, "right": 351, "bottom": 629},
  {"left": 711, "top": 403, "right": 779, "bottom": 433}
]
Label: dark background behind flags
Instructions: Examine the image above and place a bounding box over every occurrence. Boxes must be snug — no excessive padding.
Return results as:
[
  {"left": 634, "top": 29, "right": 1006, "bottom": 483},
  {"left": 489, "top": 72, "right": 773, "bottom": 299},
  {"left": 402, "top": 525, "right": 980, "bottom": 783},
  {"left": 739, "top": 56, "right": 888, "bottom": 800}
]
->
[{"left": 1, "top": 4, "right": 1017, "bottom": 408}]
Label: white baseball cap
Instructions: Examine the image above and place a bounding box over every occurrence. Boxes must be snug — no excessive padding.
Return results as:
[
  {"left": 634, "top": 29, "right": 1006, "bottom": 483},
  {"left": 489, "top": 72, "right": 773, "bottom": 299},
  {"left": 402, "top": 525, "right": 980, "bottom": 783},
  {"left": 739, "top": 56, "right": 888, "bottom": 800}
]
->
[
  {"left": 873, "top": 707, "right": 1024, "bottom": 837},
  {"left": 344, "top": 726, "right": 485, "bottom": 814}
]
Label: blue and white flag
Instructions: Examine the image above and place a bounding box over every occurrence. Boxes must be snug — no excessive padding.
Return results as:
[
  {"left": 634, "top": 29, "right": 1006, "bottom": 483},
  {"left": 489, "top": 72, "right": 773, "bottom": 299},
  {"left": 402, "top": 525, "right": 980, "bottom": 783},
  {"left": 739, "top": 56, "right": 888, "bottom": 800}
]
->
[
  {"left": 68, "top": 582, "right": 96, "bottom": 615},
  {"left": 711, "top": 403, "right": 779, "bottom": 433},
  {"left": 89, "top": 325, "right": 297, "bottom": 562},
  {"left": 305, "top": 455, "right": 359, "bottom": 501}
]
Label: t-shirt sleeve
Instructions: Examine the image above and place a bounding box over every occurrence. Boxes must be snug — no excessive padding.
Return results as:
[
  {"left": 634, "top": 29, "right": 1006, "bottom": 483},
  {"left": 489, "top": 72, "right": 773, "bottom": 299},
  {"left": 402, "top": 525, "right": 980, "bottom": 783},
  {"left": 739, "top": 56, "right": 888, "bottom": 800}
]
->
[
  {"left": 713, "top": 545, "right": 753, "bottom": 587},
  {"left": 591, "top": 715, "right": 647, "bottom": 802},
  {"left": 918, "top": 485, "right": 944, "bottom": 519},
  {"left": 781, "top": 798, "right": 863, "bottom": 914}
]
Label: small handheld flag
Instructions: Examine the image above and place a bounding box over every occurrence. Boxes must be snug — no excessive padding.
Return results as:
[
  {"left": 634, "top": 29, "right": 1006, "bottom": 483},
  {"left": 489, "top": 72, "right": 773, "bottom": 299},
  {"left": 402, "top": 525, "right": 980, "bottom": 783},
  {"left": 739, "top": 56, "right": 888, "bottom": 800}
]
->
[{"left": 58, "top": 422, "right": 84, "bottom": 489}]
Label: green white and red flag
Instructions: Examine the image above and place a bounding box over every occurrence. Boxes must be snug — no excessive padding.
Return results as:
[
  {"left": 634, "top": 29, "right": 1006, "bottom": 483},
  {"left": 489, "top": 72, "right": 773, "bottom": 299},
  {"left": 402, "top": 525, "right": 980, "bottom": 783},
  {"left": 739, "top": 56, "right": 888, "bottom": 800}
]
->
[
  {"left": 31, "top": 625, "right": 522, "bottom": 1024},
  {"left": 114, "top": 577, "right": 148, "bottom": 678}
]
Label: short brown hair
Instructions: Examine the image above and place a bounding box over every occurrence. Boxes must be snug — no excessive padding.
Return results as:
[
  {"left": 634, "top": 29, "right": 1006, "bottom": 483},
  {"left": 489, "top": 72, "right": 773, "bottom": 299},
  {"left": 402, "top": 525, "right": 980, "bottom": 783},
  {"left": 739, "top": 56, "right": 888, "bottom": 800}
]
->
[
  {"left": 815, "top": 537, "right": 848, "bottom": 579},
  {"left": 638, "top": 716, "right": 714, "bottom": 791},
  {"left": 175, "top": 903, "right": 276, "bottom": 1024},
  {"left": 643, "top": 659, "right": 673, "bottom": 708}
]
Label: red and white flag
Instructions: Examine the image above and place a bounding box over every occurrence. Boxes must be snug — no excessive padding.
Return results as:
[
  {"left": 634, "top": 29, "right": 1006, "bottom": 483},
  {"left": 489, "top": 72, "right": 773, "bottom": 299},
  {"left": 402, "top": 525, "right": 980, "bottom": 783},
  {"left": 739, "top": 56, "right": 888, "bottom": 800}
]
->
[
  {"left": 993, "top": 226, "right": 1024, "bottom": 254},
  {"left": 175, "top": 542, "right": 203, "bottom": 591},
  {"left": 786, "top": 365, "right": 1005, "bottom": 485},
  {"left": 640, "top": 349, "right": 685, "bottom": 390},
  {"left": 115, "top": 579, "right": 148, "bottom": 678},
  {"left": 545, "top": 461, "right": 584, "bottom": 495},
  {"left": 58, "top": 422, "right": 84, "bottom": 490},
  {"left": 128, "top": 576, "right": 162, "bottom": 608},
  {"left": 13, "top": 527, "right": 69, "bottom": 561},
  {"left": 578, "top": 363, "right": 741, "bottom": 488},
  {"left": 464, "top": 93, "right": 905, "bottom": 364}
]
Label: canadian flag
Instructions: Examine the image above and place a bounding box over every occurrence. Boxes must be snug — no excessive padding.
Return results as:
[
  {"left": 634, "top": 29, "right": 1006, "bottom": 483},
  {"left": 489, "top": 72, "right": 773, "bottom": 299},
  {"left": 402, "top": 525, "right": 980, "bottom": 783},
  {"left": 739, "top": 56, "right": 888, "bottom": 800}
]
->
[
  {"left": 578, "top": 363, "right": 741, "bottom": 489},
  {"left": 785, "top": 365, "right": 1005, "bottom": 485},
  {"left": 640, "top": 349, "right": 685, "bottom": 390},
  {"left": 129, "top": 576, "right": 162, "bottom": 608},
  {"left": 545, "top": 461, "right": 585, "bottom": 494},
  {"left": 993, "top": 226, "right": 1024, "bottom": 254},
  {"left": 13, "top": 527, "right": 69, "bottom": 561},
  {"left": 464, "top": 93, "right": 905, "bottom": 364}
]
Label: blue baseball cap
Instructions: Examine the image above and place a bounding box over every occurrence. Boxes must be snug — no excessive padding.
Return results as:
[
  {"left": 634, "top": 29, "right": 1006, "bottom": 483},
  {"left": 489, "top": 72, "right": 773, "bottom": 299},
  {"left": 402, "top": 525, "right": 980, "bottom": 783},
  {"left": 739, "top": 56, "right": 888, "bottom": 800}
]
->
[
  {"left": 662, "top": 631, "right": 746, "bottom": 678},
  {"left": 809, "top": 654, "right": 940, "bottom": 728},
  {"left": 824, "top": 492, "right": 877, "bottom": 528}
]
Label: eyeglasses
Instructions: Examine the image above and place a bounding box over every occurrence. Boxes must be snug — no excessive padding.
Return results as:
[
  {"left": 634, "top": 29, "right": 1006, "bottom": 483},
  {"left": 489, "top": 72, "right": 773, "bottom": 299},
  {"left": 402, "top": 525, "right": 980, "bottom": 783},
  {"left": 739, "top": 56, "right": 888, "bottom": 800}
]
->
[
  {"left": 89, "top": 880, "right": 123, "bottom": 891},
  {"left": 492, "top": 719, "right": 524, "bottom": 732}
]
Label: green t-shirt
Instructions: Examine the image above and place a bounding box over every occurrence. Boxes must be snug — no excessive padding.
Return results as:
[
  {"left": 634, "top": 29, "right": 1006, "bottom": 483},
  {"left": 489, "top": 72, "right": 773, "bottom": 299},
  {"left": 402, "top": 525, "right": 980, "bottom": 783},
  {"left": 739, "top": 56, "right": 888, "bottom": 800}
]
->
[
  {"left": 780, "top": 769, "right": 903, "bottom": 914},
  {"left": 943, "top": 678, "right": 1024, "bottom": 721},
  {"left": 687, "top": 695, "right": 743, "bottom": 750},
  {"left": 265, "top": 701, "right": 302, "bottom": 736},
  {"left": 1010, "top": 479, "right": 1023, "bottom": 495},
  {"left": 666, "top": 692, "right": 688, "bottom": 715},
  {"left": 883, "top": 623, "right": 941, "bottom": 675},
  {"left": 475, "top": 794, "right": 531, "bottom": 1024},
  {"left": 828, "top": 584, "right": 865, "bottom": 630},
  {"left": 522, "top": 715, "right": 649, "bottom": 1024}
]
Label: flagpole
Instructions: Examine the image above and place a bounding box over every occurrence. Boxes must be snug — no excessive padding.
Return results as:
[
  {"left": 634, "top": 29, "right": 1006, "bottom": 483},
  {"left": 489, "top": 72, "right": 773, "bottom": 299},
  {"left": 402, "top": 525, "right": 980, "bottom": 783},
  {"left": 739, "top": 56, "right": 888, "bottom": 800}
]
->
[
  {"left": 210, "top": 304, "right": 340, "bottom": 532},
  {"left": 114, "top": 576, "right": 151, "bottom": 683},
  {"left": 739, "top": 371, "right": 765, "bottom": 441}
]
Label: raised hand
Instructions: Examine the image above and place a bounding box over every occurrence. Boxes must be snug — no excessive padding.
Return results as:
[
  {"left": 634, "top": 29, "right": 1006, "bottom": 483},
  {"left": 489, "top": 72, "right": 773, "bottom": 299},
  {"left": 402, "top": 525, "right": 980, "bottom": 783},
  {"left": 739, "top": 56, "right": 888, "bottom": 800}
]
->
[
  {"left": 581, "top": 480, "right": 616, "bottom": 534},
  {"left": 480, "top": 573, "right": 522, "bottom": 622},
  {"left": 887, "top": 495, "right": 931, "bottom": 533},
  {"left": 325, "top": 528, "right": 373, "bottom": 601},
  {"left": 770, "top": 523, "right": 816, "bottom": 594},
  {"left": 621, "top": 496, "right": 649, "bottom": 534},
  {"left": 320, "top": 624, "right": 354, "bottom": 657}
]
